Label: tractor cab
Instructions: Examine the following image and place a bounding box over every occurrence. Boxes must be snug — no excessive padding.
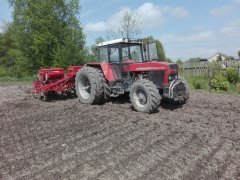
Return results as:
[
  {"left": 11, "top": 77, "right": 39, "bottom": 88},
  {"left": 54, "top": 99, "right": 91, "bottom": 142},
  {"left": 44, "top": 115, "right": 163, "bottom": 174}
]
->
[
  {"left": 98, "top": 38, "right": 144, "bottom": 63},
  {"left": 97, "top": 38, "right": 146, "bottom": 81},
  {"left": 97, "top": 38, "right": 159, "bottom": 63},
  {"left": 96, "top": 38, "right": 166, "bottom": 82}
]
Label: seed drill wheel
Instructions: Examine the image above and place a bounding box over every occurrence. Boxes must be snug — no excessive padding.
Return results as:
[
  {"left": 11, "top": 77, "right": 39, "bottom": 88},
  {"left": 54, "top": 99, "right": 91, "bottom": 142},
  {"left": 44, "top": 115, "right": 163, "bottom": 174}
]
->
[
  {"left": 130, "top": 79, "right": 161, "bottom": 113},
  {"left": 75, "top": 67, "right": 105, "bottom": 104},
  {"left": 32, "top": 90, "right": 39, "bottom": 99}
]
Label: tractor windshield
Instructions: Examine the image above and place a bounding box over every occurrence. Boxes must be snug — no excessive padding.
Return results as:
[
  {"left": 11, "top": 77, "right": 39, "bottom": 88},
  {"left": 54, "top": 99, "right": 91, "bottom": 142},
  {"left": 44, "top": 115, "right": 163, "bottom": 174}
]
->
[{"left": 121, "top": 44, "right": 143, "bottom": 62}]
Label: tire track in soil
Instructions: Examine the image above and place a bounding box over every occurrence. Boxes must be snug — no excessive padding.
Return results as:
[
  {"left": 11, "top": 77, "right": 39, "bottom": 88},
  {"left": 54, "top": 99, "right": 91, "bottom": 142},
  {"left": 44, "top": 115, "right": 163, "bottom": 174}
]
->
[
  {"left": 42, "top": 123, "right": 160, "bottom": 179},
  {"left": 40, "top": 122, "right": 180, "bottom": 180},
  {"left": 138, "top": 136, "right": 235, "bottom": 180},
  {"left": 102, "top": 132, "right": 198, "bottom": 180},
  {"left": 31, "top": 122, "right": 156, "bottom": 179},
  {"left": 1, "top": 118, "right": 129, "bottom": 179},
  {"left": 1, "top": 83, "right": 240, "bottom": 180},
  {"left": 16, "top": 116, "right": 146, "bottom": 179},
  {"left": 186, "top": 139, "right": 238, "bottom": 180}
]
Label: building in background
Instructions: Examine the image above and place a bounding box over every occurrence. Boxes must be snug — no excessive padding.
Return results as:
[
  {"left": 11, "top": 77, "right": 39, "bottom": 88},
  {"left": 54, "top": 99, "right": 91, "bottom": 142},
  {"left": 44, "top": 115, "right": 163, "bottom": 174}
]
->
[{"left": 207, "top": 53, "right": 230, "bottom": 62}]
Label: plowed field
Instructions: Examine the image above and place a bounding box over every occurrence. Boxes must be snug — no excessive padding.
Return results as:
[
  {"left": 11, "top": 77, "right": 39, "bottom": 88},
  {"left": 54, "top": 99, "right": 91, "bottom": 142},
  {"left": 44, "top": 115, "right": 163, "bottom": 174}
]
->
[{"left": 0, "top": 83, "right": 239, "bottom": 179}]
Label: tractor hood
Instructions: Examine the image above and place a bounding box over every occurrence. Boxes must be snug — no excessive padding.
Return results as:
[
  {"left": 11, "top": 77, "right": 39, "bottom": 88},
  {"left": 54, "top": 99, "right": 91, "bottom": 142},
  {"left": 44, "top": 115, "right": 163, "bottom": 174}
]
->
[
  {"left": 87, "top": 61, "right": 179, "bottom": 82},
  {"left": 127, "top": 61, "right": 177, "bottom": 73}
]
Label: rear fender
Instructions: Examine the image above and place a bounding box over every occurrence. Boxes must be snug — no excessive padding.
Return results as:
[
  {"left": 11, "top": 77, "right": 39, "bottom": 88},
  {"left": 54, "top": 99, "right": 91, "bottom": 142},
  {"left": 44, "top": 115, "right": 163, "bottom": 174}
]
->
[{"left": 86, "top": 63, "right": 115, "bottom": 81}]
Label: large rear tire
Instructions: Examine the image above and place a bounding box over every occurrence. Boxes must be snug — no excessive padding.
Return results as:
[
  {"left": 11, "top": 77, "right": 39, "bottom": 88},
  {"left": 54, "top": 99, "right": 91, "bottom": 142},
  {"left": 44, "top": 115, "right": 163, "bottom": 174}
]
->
[
  {"left": 75, "top": 67, "right": 105, "bottom": 104},
  {"left": 130, "top": 79, "right": 161, "bottom": 113}
]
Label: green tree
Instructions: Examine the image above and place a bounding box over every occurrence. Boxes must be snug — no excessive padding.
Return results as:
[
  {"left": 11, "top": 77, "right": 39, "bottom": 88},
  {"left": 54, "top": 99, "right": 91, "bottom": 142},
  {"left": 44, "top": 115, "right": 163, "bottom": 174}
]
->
[
  {"left": 176, "top": 59, "right": 183, "bottom": 65},
  {"left": 187, "top": 57, "right": 202, "bottom": 62},
  {"left": 166, "top": 58, "right": 172, "bottom": 63},
  {"left": 90, "top": 36, "right": 105, "bottom": 59},
  {"left": 156, "top": 40, "right": 166, "bottom": 61},
  {"left": 0, "top": 22, "right": 29, "bottom": 77},
  {"left": 238, "top": 50, "right": 240, "bottom": 59},
  {"left": 8, "top": 0, "right": 85, "bottom": 72},
  {"left": 84, "top": 46, "right": 97, "bottom": 63}
]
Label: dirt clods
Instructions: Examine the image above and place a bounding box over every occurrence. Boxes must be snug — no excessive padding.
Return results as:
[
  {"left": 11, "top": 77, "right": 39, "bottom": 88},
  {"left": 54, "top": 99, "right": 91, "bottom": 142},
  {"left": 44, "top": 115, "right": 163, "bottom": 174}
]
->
[{"left": 0, "top": 83, "right": 240, "bottom": 179}]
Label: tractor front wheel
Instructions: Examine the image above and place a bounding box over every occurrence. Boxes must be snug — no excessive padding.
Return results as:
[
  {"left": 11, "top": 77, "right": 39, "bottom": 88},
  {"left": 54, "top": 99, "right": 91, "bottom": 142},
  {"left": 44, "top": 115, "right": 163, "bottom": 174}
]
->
[
  {"left": 130, "top": 79, "right": 161, "bottom": 113},
  {"left": 75, "top": 67, "right": 105, "bottom": 104}
]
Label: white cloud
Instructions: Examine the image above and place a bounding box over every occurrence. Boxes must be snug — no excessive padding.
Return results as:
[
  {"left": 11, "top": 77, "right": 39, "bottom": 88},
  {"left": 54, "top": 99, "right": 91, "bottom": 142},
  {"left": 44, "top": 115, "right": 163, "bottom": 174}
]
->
[
  {"left": 210, "top": 5, "right": 234, "bottom": 16},
  {"left": 210, "top": 0, "right": 240, "bottom": 16},
  {"left": 170, "top": 7, "right": 190, "bottom": 18},
  {"left": 234, "top": 0, "right": 240, "bottom": 4},
  {"left": 85, "top": 22, "right": 108, "bottom": 32},
  {"left": 160, "top": 19, "right": 240, "bottom": 60},
  {"left": 161, "top": 31, "right": 215, "bottom": 44},
  {"left": 84, "top": 2, "right": 189, "bottom": 32},
  {"left": 161, "top": 18, "right": 240, "bottom": 45},
  {"left": 85, "top": 8, "right": 123, "bottom": 32},
  {"left": 167, "top": 47, "right": 218, "bottom": 60},
  {"left": 135, "top": 3, "right": 165, "bottom": 28},
  {"left": 220, "top": 19, "right": 240, "bottom": 37}
]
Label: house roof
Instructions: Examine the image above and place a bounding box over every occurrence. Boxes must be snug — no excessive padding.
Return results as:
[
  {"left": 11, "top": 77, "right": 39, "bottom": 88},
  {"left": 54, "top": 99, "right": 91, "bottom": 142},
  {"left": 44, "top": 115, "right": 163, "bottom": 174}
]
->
[{"left": 207, "top": 52, "right": 230, "bottom": 60}]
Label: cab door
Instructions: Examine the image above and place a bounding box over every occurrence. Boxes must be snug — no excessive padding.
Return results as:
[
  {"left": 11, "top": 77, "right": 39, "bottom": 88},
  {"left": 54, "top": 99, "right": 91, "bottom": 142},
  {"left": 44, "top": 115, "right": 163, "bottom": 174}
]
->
[{"left": 109, "top": 46, "right": 130, "bottom": 80}]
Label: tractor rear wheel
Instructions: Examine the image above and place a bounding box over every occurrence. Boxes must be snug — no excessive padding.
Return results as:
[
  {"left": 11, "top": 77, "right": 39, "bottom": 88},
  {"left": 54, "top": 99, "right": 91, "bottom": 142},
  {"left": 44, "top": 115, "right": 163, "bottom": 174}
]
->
[
  {"left": 130, "top": 79, "right": 161, "bottom": 113},
  {"left": 75, "top": 67, "right": 105, "bottom": 104}
]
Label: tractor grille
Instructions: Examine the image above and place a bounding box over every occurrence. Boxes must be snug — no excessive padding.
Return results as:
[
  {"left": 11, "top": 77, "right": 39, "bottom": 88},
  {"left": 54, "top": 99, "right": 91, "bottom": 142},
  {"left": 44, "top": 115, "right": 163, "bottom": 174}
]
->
[
  {"left": 148, "top": 71, "right": 165, "bottom": 88},
  {"left": 169, "top": 64, "right": 178, "bottom": 70}
]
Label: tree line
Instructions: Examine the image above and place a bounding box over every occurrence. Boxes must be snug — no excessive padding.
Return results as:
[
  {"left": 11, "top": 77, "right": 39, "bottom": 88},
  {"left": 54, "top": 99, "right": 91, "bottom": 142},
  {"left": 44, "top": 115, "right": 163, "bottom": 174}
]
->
[
  {"left": 0, "top": 1, "right": 168, "bottom": 78},
  {"left": 0, "top": 0, "right": 88, "bottom": 77}
]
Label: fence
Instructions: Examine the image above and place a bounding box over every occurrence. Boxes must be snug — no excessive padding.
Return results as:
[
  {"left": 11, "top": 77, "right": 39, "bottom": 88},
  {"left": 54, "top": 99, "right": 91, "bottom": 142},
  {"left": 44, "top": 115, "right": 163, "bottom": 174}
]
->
[{"left": 179, "top": 60, "right": 240, "bottom": 77}]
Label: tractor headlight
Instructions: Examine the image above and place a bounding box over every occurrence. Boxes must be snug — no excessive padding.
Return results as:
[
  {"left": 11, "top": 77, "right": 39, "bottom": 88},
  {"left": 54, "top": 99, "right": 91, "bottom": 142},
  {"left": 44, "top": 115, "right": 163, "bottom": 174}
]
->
[{"left": 169, "top": 75, "right": 178, "bottom": 81}]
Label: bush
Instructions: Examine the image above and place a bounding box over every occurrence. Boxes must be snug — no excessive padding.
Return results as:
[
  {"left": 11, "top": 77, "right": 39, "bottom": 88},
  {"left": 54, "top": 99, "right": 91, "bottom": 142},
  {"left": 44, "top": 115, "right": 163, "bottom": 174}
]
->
[
  {"left": 186, "top": 76, "right": 209, "bottom": 90},
  {"left": 192, "top": 78, "right": 208, "bottom": 90},
  {"left": 211, "top": 72, "right": 230, "bottom": 91},
  {"left": 223, "top": 68, "right": 239, "bottom": 84},
  {"left": 237, "top": 83, "right": 240, "bottom": 94},
  {"left": 0, "top": 66, "right": 8, "bottom": 77}
]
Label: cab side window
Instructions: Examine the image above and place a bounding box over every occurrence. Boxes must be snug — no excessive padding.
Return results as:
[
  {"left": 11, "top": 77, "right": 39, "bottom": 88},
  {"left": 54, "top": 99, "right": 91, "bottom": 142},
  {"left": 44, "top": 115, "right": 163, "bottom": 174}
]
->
[
  {"left": 109, "top": 47, "right": 120, "bottom": 63},
  {"left": 99, "top": 47, "right": 108, "bottom": 62}
]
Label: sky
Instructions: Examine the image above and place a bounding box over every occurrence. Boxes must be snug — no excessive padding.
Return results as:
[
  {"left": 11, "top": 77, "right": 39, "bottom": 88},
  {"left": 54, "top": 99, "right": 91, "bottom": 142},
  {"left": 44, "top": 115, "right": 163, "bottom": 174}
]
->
[{"left": 1, "top": 0, "right": 240, "bottom": 60}]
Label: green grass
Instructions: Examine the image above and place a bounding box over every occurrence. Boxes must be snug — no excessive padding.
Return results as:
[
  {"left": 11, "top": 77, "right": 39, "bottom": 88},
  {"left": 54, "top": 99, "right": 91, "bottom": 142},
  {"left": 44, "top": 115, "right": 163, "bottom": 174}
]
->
[
  {"left": 226, "top": 84, "right": 239, "bottom": 95},
  {"left": 185, "top": 75, "right": 240, "bottom": 95},
  {"left": 185, "top": 76, "right": 209, "bottom": 90},
  {"left": 0, "top": 76, "right": 37, "bottom": 82}
]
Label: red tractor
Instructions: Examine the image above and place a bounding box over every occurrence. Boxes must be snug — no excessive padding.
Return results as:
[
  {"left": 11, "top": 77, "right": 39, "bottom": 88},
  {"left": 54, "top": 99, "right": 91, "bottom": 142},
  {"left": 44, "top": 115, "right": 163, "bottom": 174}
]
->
[
  {"left": 75, "top": 38, "right": 189, "bottom": 113},
  {"left": 32, "top": 38, "right": 189, "bottom": 113}
]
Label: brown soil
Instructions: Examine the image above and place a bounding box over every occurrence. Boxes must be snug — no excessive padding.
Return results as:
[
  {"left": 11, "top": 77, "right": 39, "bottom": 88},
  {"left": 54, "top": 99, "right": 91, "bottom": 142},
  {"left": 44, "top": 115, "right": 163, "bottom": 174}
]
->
[{"left": 0, "top": 83, "right": 239, "bottom": 180}]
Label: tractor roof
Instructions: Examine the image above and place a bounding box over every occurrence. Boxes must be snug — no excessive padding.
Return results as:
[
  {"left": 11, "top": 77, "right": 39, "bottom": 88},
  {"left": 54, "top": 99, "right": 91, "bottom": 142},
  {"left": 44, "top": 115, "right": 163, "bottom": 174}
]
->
[{"left": 98, "top": 38, "right": 141, "bottom": 47}]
